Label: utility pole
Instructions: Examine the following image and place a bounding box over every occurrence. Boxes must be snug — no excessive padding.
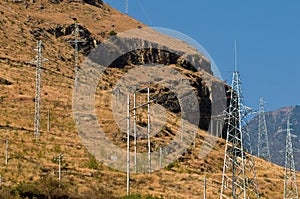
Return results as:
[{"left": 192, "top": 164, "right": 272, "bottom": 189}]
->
[
  {"left": 211, "top": 116, "right": 224, "bottom": 138},
  {"left": 5, "top": 136, "right": 8, "bottom": 166},
  {"left": 283, "top": 119, "right": 299, "bottom": 199},
  {"left": 56, "top": 154, "right": 63, "bottom": 188},
  {"left": 181, "top": 119, "right": 183, "bottom": 141},
  {"left": 204, "top": 176, "right": 207, "bottom": 199},
  {"left": 147, "top": 87, "right": 151, "bottom": 174},
  {"left": 216, "top": 120, "right": 220, "bottom": 137},
  {"left": 47, "top": 108, "right": 50, "bottom": 133},
  {"left": 220, "top": 41, "right": 259, "bottom": 199},
  {"left": 33, "top": 40, "right": 47, "bottom": 138},
  {"left": 133, "top": 92, "right": 137, "bottom": 173},
  {"left": 193, "top": 130, "right": 196, "bottom": 148},
  {"left": 159, "top": 146, "right": 162, "bottom": 169},
  {"left": 69, "top": 18, "right": 84, "bottom": 88},
  {"left": 257, "top": 97, "right": 271, "bottom": 161},
  {"left": 131, "top": 87, "right": 155, "bottom": 174},
  {"left": 126, "top": 94, "right": 130, "bottom": 195}
]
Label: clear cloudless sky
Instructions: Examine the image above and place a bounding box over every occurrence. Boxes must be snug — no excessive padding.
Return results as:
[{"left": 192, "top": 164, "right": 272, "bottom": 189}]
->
[{"left": 103, "top": 0, "right": 300, "bottom": 112}]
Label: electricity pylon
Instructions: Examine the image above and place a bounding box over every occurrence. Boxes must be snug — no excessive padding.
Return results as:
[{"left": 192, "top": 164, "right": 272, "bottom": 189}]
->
[
  {"left": 33, "top": 40, "right": 47, "bottom": 138},
  {"left": 283, "top": 119, "right": 299, "bottom": 199},
  {"left": 257, "top": 96, "right": 271, "bottom": 161},
  {"left": 69, "top": 18, "right": 84, "bottom": 88},
  {"left": 220, "top": 41, "right": 259, "bottom": 199}
]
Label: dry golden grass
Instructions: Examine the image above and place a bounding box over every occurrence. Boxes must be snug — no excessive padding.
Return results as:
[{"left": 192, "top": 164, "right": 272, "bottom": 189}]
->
[{"left": 0, "top": 1, "right": 298, "bottom": 198}]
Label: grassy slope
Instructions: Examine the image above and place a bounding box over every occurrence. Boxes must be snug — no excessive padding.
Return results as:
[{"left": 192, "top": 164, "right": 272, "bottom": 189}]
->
[{"left": 0, "top": 1, "right": 298, "bottom": 198}]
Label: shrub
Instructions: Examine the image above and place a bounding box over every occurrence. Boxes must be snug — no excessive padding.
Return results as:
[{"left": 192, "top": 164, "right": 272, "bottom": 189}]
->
[
  {"left": 122, "top": 194, "right": 142, "bottom": 199},
  {"left": 165, "top": 160, "right": 179, "bottom": 171},
  {"left": 108, "top": 30, "right": 117, "bottom": 36},
  {"left": 85, "top": 155, "right": 99, "bottom": 170},
  {"left": 12, "top": 182, "right": 43, "bottom": 198}
]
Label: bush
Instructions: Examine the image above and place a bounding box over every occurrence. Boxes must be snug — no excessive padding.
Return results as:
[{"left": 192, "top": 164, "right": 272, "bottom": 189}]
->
[
  {"left": 108, "top": 30, "right": 117, "bottom": 36},
  {"left": 12, "top": 181, "right": 44, "bottom": 198},
  {"left": 85, "top": 155, "right": 99, "bottom": 170},
  {"left": 165, "top": 160, "right": 179, "bottom": 171},
  {"left": 123, "top": 194, "right": 142, "bottom": 199}
]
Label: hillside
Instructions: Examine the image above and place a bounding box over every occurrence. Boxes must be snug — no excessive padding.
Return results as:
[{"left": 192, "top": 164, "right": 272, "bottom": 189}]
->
[
  {"left": 0, "top": 0, "right": 299, "bottom": 198},
  {"left": 248, "top": 105, "right": 300, "bottom": 171}
]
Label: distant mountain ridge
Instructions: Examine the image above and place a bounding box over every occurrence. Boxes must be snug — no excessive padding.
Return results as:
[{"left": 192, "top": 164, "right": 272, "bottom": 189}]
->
[{"left": 248, "top": 105, "right": 300, "bottom": 170}]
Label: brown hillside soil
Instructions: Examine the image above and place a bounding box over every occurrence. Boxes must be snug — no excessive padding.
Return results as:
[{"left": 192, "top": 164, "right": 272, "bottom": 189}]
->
[{"left": 0, "top": 1, "right": 298, "bottom": 198}]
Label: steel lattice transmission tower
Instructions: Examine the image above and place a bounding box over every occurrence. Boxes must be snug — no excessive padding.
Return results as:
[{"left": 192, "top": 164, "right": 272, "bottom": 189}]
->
[
  {"left": 283, "top": 119, "right": 299, "bottom": 199},
  {"left": 220, "top": 42, "right": 259, "bottom": 199},
  {"left": 69, "top": 18, "right": 84, "bottom": 88},
  {"left": 257, "top": 96, "right": 271, "bottom": 161},
  {"left": 33, "top": 40, "right": 47, "bottom": 138}
]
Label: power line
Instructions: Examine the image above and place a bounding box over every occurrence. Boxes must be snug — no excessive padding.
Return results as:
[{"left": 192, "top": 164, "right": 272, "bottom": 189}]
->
[
  {"left": 257, "top": 96, "right": 271, "bottom": 161},
  {"left": 135, "top": 0, "right": 153, "bottom": 25},
  {"left": 220, "top": 41, "right": 259, "bottom": 199},
  {"left": 283, "top": 119, "right": 299, "bottom": 199}
]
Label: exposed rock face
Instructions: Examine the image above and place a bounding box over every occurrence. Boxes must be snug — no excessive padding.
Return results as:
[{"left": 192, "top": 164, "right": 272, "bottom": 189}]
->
[
  {"left": 64, "top": 0, "right": 103, "bottom": 6},
  {"left": 46, "top": 24, "right": 99, "bottom": 55},
  {"left": 109, "top": 48, "right": 211, "bottom": 73},
  {"left": 87, "top": 28, "right": 228, "bottom": 131},
  {"left": 48, "top": 0, "right": 63, "bottom": 4},
  {"left": 28, "top": 23, "right": 99, "bottom": 55},
  {"left": 82, "top": 0, "right": 103, "bottom": 6}
]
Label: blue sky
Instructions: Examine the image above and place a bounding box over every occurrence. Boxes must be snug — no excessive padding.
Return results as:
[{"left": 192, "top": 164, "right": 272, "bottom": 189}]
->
[{"left": 103, "top": 0, "right": 300, "bottom": 112}]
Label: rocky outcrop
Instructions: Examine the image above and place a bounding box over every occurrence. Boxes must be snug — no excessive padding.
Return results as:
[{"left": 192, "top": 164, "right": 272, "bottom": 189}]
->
[
  {"left": 48, "top": 0, "right": 63, "bottom": 4},
  {"left": 46, "top": 24, "right": 99, "bottom": 55},
  {"left": 87, "top": 28, "right": 228, "bottom": 131},
  {"left": 109, "top": 48, "right": 211, "bottom": 73},
  {"left": 61, "top": 0, "right": 103, "bottom": 7},
  {"left": 82, "top": 0, "right": 103, "bottom": 6}
]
